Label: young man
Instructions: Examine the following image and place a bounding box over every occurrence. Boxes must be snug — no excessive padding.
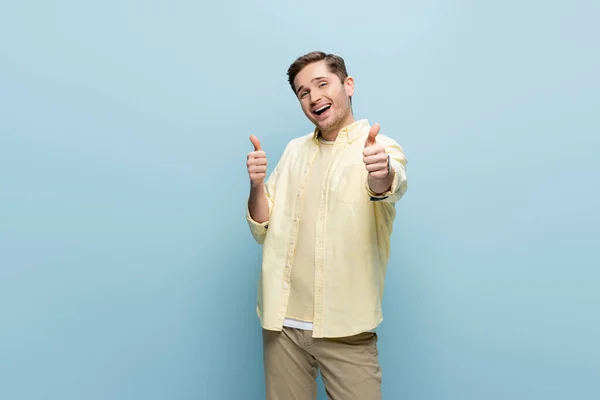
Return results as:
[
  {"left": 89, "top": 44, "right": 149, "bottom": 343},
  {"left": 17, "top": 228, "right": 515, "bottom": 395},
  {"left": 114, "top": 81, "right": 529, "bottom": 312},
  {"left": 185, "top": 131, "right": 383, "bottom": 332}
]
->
[{"left": 246, "top": 51, "right": 408, "bottom": 400}]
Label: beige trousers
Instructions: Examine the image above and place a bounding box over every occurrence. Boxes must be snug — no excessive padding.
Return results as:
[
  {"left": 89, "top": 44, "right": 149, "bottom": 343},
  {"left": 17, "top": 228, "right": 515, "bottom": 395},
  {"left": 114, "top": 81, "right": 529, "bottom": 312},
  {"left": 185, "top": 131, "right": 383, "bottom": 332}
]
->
[{"left": 262, "top": 327, "right": 382, "bottom": 400}]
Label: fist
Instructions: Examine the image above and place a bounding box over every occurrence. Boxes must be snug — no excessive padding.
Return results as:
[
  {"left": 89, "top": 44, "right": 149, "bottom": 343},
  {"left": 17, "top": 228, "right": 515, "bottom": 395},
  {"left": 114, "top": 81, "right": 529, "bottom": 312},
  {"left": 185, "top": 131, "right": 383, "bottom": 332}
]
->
[
  {"left": 362, "top": 123, "right": 390, "bottom": 179},
  {"left": 247, "top": 135, "right": 267, "bottom": 184}
]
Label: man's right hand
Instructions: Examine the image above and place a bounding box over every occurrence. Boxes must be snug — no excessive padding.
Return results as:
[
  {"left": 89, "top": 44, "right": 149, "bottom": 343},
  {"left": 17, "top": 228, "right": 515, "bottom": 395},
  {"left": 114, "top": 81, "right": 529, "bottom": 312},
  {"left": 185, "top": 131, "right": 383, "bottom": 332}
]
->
[{"left": 247, "top": 135, "right": 267, "bottom": 184}]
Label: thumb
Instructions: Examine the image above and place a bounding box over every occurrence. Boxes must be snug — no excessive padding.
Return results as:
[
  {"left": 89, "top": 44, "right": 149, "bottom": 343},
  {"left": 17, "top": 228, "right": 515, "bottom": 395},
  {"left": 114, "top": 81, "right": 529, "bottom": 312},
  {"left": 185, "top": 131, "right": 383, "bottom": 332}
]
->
[
  {"left": 249, "top": 135, "right": 262, "bottom": 151},
  {"left": 365, "top": 123, "right": 380, "bottom": 147}
]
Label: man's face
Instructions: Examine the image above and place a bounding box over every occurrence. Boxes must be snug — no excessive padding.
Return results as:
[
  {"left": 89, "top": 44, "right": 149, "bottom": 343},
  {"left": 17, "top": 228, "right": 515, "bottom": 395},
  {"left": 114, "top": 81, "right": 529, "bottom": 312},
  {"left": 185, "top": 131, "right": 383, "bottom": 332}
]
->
[{"left": 293, "top": 61, "right": 354, "bottom": 134}]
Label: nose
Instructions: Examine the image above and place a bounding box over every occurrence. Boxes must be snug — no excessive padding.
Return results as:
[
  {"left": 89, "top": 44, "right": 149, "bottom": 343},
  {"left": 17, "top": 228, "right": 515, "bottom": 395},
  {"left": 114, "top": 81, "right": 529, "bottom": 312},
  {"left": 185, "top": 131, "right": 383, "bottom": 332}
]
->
[{"left": 309, "top": 91, "right": 322, "bottom": 105}]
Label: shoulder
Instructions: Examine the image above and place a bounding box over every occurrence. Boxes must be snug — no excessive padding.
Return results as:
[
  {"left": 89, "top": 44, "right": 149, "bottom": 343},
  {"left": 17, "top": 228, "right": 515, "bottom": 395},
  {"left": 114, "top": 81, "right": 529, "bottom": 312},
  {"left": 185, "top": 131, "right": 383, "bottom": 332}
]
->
[
  {"left": 290, "top": 131, "right": 315, "bottom": 146},
  {"left": 282, "top": 131, "right": 315, "bottom": 154},
  {"left": 359, "top": 129, "right": 404, "bottom": 150},
  {"left": 366, "top": 129, "right": 407, "bottom": 163},
  {"left": 368, "top": 132, "right": 397, "bottom": 145},
  {"left": 353, "top": 120, "right": 401, "bottom": 147}
]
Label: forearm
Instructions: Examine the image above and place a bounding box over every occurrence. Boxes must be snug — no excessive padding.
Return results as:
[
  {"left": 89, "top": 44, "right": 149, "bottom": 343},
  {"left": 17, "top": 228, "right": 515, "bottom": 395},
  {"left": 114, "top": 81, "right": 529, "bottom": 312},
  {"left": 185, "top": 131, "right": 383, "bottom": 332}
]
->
[{"left": 248, "top": 182, "right": 270, "bottom": 223}]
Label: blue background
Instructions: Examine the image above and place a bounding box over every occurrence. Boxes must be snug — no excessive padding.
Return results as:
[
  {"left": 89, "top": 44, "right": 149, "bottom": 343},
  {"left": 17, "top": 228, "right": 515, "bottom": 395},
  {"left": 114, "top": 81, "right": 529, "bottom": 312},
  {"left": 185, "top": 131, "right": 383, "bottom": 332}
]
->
[{"left": 1, "top": 1, "right": 598, "bottom": 399}]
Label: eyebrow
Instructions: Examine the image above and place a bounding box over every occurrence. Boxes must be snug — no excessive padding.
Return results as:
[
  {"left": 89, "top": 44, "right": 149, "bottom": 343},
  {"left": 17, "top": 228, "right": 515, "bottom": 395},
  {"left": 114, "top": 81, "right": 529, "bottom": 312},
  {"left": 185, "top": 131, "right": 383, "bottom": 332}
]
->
[{"left": 296, "top": 76, "right": 329, "bottom": 95}]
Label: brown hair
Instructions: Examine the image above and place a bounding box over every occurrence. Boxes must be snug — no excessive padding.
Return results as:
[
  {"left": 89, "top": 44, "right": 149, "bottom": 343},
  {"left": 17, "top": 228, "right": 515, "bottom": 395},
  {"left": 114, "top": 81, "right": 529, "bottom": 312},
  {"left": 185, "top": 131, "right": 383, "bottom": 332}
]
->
[{"left": 287, "top": 51, "right": 349, "bottom": 93}]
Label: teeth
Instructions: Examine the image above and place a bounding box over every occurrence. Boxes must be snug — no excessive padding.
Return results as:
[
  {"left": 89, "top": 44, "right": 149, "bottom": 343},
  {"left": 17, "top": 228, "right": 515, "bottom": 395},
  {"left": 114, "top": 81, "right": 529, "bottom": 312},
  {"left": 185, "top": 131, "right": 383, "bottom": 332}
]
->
[{"left": 314, "top": 104, "right": 330, "bottom": 113}]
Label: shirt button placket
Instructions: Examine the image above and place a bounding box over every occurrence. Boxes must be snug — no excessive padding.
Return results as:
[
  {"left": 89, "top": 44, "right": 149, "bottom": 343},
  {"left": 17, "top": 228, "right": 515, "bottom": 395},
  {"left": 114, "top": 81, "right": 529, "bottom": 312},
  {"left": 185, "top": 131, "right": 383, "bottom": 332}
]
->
[{"left": 280, "top": 146, "right": 318, "bottom": 324}]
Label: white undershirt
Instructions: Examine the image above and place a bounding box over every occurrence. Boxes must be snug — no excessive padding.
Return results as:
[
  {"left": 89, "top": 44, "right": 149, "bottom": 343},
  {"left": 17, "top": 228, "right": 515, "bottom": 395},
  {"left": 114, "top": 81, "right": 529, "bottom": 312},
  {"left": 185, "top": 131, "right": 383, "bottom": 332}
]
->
[{"left": 283, "top": 317, "right": 314, "bottom": 330}]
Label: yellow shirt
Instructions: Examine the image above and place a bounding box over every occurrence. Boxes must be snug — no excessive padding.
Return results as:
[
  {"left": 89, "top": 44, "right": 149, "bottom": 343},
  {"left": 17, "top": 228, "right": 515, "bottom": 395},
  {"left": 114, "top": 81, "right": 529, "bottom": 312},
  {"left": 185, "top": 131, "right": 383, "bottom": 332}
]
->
[{"left": 246, "top": 119, "right": 408, "bottom": 338}]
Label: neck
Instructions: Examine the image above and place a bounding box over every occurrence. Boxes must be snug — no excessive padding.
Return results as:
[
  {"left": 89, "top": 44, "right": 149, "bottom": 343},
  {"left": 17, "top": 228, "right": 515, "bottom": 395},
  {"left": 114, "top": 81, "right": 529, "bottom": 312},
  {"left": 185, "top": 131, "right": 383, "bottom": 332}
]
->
[{"left": 320, "top": 113, "right": 355, "bottom": 141}]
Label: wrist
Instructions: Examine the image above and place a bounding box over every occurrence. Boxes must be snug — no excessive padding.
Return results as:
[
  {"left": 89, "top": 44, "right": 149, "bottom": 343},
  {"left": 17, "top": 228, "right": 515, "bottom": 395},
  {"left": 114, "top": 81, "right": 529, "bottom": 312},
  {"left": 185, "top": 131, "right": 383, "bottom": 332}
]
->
[{"left": 368, "top": 157, "right": 394, "bottom": 195}]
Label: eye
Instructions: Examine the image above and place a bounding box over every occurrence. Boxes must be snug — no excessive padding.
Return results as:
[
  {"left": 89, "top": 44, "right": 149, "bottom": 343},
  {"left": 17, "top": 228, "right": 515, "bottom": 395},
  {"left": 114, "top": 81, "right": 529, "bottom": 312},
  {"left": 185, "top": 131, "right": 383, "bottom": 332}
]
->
[
  {"left": 319, "top": 82, "right": 327, "bottom": 87},
  {"left": 300, "top": 91, "right": 308, "bottom": 98}
]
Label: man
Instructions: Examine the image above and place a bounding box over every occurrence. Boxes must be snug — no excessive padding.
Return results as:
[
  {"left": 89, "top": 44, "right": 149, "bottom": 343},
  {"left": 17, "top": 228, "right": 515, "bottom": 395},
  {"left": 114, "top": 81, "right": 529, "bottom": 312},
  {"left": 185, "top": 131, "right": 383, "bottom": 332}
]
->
[{"left": 246, "top": 51, "right": 408, "bottom": 400}]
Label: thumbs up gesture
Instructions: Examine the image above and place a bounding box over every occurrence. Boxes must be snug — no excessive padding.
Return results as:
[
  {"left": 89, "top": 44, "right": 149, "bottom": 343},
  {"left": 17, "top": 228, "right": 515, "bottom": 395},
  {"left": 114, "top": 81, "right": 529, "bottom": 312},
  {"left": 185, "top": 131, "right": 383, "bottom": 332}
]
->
[
  {"left": 247, "top": 135, "right": 268, "bottom": 184},
  {"left": 362, "top": 123, "right": 390, "bottom": 179}
]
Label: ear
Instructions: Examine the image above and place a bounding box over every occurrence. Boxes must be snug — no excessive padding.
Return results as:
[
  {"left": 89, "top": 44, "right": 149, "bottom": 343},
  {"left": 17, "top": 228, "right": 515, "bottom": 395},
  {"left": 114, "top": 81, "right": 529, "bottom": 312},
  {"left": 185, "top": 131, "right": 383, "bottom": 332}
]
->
[{"left": 344, "top": 76, "right": 355, "bottom": 97}]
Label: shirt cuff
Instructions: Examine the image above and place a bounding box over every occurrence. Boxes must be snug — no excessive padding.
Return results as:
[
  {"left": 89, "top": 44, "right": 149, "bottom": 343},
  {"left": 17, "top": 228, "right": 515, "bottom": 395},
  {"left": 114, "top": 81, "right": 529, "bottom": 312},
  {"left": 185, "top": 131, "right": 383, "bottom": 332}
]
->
[{"left": 246, "top": 207, "right": 269, "bottom": 244}]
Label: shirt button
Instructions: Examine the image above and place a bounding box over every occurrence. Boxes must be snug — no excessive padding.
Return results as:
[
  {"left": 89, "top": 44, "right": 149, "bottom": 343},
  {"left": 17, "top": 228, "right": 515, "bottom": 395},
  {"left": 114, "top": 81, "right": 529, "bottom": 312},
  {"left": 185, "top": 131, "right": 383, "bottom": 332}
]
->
[{"left": 283, "top": 283, "right": 288, "bottom": 290}]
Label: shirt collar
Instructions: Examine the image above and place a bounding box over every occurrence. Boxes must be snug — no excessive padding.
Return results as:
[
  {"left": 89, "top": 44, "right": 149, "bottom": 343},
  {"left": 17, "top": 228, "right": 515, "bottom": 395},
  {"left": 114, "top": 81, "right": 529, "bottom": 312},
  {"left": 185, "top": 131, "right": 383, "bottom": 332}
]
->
[{"left": 312, "top": 119, "right": 370, "bottom": 144}]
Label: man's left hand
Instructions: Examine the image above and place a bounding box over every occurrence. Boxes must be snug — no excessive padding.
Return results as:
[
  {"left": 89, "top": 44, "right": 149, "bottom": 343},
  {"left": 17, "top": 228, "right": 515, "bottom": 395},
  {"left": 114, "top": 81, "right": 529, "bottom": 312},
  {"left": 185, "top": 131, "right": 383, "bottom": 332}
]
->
[{"left": 362, "top": 123, "right": 389, "bottom": 179}]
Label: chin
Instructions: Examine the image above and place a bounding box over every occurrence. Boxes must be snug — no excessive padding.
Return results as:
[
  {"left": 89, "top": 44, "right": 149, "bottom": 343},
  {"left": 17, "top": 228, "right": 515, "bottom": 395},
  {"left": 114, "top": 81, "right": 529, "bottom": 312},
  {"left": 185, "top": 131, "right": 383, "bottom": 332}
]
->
[
  {"left": 317, "top": 114, "right": 334, "bottom": 127},
  {"left": 307, "top": 111, "right": 337, "bottom": 132},
  {"left": 320, "top": 118, "right": 338, "bottom": 131},
  {"left": 313, "top": 121, "right": 329, "bottom": 133}
]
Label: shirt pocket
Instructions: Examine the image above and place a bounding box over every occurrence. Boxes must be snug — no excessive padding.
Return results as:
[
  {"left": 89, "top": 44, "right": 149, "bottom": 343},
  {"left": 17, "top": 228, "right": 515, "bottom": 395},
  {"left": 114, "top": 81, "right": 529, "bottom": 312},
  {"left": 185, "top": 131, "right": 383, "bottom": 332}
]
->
[{"left": 330, "top": 162, "right": 371, "bottom": 204}]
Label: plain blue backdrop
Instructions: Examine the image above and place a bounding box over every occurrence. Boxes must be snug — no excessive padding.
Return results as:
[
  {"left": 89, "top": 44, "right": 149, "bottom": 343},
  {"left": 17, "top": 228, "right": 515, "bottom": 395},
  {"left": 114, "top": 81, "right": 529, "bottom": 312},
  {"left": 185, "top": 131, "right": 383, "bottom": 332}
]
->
[{"left": 1, "top": 1, "right": 598, "bottom": 399}]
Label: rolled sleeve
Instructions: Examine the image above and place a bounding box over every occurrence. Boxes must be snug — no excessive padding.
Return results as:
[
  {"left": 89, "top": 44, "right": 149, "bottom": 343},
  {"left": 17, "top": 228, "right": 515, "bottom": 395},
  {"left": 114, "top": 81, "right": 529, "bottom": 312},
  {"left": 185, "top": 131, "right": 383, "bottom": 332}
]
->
[{"left": 246, "top": 206, "right": 269, "bottom": 244}]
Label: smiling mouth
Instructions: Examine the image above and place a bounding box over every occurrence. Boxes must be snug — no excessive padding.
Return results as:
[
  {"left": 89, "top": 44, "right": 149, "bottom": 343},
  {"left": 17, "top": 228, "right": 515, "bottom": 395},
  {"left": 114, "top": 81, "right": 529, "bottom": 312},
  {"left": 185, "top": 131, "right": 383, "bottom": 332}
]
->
[{"left": 313, "top": 104, "right": 331, "bottom": 116}]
